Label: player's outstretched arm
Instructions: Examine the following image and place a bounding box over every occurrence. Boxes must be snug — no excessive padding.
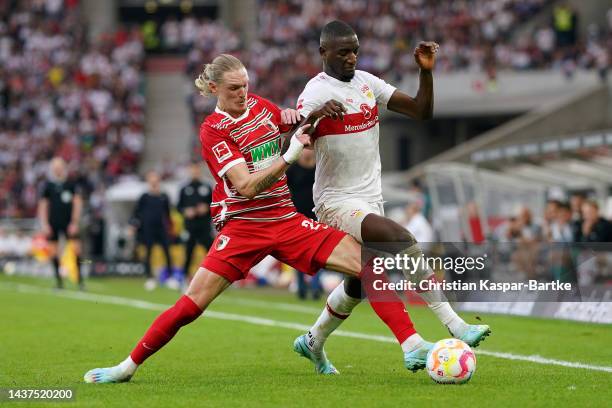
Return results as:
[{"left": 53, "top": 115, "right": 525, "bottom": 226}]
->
[
  {"left": 387, "top": 41, "right": 438, "bottom": 120},
  {"left": 225, "top": 124, "right": 311, "bottom": 199}
]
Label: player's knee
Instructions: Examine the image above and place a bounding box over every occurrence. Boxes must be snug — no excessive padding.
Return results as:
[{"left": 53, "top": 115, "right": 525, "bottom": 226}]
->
[
  {"left": 343, "top": 276, "right": 364, "bottom": 299},
  {"left": 385, "top": 225, "right": 416, "bottom": 244}
]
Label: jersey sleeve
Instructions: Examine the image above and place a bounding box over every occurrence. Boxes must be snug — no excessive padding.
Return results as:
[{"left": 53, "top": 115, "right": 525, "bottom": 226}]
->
[
  {"left": 200, "top": 124, "right": 245, "bottom": 177},
  {"left": 296, "top": 82, "right": 324, "bottom": 119},
  {"left": 362, "top": 71, "right": 397, "bottom": 108}
]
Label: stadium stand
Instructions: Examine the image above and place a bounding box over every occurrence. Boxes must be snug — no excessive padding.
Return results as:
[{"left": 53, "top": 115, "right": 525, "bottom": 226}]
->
[{"left": 0, "top": 0, "right": 146, "bottom": 219}]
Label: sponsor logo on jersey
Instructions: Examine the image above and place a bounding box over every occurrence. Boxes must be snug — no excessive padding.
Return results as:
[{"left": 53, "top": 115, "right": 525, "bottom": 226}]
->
[
  {"left": 346, "top": 98, "right": 354, "bottom": 103},
  {"left": 250, "top": 138, "right": 281, "bottom": 171},
  {"left": 344, "top": 117, "right": 378, "bottom": 133},
  {"left": 360, "top": 104, "right": 373, "bottom": 119},
  {"left": 216, "top": 234, "right": 230, "bottom": 250},
  {"left": 212, "top": 141, "right": 232, "bottom": 163},
  {"left": 360, "top": 84, "right": 370, "bottom": 93}
]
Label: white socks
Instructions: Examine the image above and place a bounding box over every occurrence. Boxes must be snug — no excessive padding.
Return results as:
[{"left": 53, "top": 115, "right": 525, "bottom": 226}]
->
[
  {"left": 118, "top": 356, "right": 138, "bottom": 377},
  {"left": 308, "top": 282, "right": 361, "bottom": 352},
  {"left": 400, "top": 333, "right": 425, "bottom": 353},
  {"left": 399, "top": 244, "right": 469, "bottom": 337},
  {"left": 418, "top": 289, "right": 468, "bottom": 337}
]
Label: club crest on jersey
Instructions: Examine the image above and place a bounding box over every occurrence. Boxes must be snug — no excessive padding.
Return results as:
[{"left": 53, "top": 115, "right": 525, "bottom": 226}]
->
[
  {"left": 350, "top": 209, "right": 364, "bottom": 218},
  {"left": 216, "top": 234, "right": 230, "bottom": 251},
  {"left": 360, "top": 104, "right": 373, "bottom": 120},
  {"left": 360, "top": 84, "right": 374, "bottom": 99},
  {"left": 264, "top": 119, "right": 278, "bottom": 133},
  {"left": 212, "top": 141, "right": 232, "bottom": 163}
]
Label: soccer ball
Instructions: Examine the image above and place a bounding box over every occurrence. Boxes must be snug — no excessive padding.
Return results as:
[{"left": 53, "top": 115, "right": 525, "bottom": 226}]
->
[{"left": 426, "top": 339, "right": 476, "bottom": 384}]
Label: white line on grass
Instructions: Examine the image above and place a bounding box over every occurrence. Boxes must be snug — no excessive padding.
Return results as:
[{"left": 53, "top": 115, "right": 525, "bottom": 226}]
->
[{"left": 3, "top": 282, "right": 612, "bottom": 374}]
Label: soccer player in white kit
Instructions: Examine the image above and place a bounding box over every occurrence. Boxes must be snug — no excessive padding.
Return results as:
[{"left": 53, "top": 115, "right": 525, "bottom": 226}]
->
[{"left": 292, "top": 21, "right": 491, "bottom": 374}]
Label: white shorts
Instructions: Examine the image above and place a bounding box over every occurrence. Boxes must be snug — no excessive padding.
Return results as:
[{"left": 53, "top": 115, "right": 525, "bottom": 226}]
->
[{"left": 315, "top": 200, "right": 384, "bottom": 244}]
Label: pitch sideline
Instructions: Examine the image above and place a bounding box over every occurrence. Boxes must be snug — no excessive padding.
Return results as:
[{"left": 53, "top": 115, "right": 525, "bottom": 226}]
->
[{"left": 2, "top": 281, "right": 612, "bottom": 374}]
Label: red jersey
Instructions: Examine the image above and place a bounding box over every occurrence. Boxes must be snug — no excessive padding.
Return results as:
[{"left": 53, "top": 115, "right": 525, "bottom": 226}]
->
[{"left": 200, "top": 94, "right": 296, "bottom": 230}]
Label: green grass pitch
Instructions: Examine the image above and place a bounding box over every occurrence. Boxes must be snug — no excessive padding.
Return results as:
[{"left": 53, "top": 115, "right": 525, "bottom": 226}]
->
[{"left": 1, "top": 274, "right": 611, "bottom": 408}]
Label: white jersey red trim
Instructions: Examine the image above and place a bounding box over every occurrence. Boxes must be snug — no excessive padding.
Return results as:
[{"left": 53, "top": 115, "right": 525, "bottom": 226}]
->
[
  {"left": 200, "top": 94, "right": 295, "bottom": 229},
  {"left": 296, "top": 70, "right": 396, "bottom": 210}
]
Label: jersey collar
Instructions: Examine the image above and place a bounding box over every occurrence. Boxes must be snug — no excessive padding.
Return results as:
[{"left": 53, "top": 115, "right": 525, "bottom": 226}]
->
[
  {"left": 215, "top": 105, "right": 250, "bottom": 123},
  {"left": 320, "top": 71, "right": 354, "bottom": 87}
]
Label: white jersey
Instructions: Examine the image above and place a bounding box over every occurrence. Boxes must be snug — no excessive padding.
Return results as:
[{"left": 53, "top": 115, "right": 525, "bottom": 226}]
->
[{"left": 296, "top": 70, "right": 396, "bottom": 210}]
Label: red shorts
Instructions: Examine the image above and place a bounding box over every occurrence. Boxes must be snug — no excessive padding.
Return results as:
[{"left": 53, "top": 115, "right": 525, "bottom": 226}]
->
[{"left": 201, "top": 214, "right": 347, "bottom": 282}]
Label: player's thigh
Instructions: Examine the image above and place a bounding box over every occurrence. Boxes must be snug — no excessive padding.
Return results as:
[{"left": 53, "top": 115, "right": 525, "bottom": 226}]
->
[
  {"left": 202, "top": 220, "right": 271, "bottom": 282},
  {"left": 272, "top": 215, "right": 346, "bottom": 277},
  {"left": 324, "top": 235, "right": 362, "bottom": 277},
  {"left": 361, "top": 212, "right": 416, "bottom": 244},
  {"left": 186, "top": 267, "right": 231, "bottom": 310},
  {"left": 316, "top": 201, "right": 381, "bottom": 243}
]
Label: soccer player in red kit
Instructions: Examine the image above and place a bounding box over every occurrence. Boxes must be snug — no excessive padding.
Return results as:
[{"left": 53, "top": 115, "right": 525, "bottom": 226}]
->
[{"left": 83, "top": 54, "right": 435, "bottom": 383}]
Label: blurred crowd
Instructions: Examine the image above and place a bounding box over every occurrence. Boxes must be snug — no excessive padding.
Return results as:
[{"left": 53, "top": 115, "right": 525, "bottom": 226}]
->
[
  {"left": 172, "top": 0, "right": 612, "bottom": 128},
  {"left": 0, "top": 0, "right": 146, "bottom": 219},
  {"left": 492, "top": 193, "right": 612, "bottom": 244}
]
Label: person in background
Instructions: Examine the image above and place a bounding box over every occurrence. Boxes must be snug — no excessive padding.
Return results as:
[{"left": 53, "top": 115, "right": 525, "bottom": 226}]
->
[
  {"left": 402, "top": 202, "right": 434, "bottom": 244},
  {"left": 569, "top": 192, "right": 586, "bottom": 230},
  {"left": 38, "top": 157, "right": 85, "bottom": 290},
  {"left": 542, "top": 199, "right": 561, "bottom": 241},
  {"left": 130, "top": 170, "right": 173, "bottom": 290},
  {"left": 549, "top": 202, "right": 576, "bottom": 283},
  {"left": 516, "top": 206, "right": 541, "bottom": 242},
  {"left": 177, "top": 162, "right": 213, "bottom": 289},
  {"left": 286, "top": 149, "right": 322, "bottom": 300},
  {"left": 576, "top": 200, "right": 612, "bottom": 243}
]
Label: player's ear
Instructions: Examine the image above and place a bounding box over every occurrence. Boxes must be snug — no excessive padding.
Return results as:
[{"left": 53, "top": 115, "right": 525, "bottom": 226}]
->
[
  {"left": 319, "top": 46, "right": 326, "bottom": 57},
  {"left": 208, "top": 80, "right": 218, "bottom": 95}
]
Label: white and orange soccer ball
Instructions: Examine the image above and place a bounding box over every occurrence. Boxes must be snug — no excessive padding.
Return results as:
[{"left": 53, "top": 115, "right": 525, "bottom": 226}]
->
[{"left": 426, "top": 339, "right": 476, "bottom": 384}]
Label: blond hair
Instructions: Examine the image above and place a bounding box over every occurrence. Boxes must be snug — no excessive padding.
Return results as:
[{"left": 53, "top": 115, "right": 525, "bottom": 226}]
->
[{"left": 194, "top": 54, "right": 245, "bottom": 97}]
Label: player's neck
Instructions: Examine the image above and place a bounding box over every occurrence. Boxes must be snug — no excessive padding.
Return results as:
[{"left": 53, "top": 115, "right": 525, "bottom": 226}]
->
[
  {"left": 324, "top": 67, "right": 351, "bottom": 82},
  {"left": 216, "top": 104, "right": 246, "bottom": 119}
]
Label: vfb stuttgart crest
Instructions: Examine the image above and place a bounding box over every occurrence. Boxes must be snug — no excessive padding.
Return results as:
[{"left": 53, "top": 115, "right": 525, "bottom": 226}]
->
[
  {"left": 360, "top": 103, "right": 373, "bottom": 119},
  {"left": 216, "top": 234, "right": 231, "bottom": 251}
]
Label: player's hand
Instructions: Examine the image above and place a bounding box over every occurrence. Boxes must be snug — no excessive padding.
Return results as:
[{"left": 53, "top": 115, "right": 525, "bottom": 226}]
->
[
  {"left": 282, "top": 124, "right": 312, "bottom": 164},
  {"left": 312, "top": 100, "right": 347, "bottom": 120},
  {"left": 280, "top": 108, "right": 301, "bottom": 125},
  {"left": 414, "top": 41, "right": 439, "bottom": 71},
  {"left": 68, "top": 222, "right": 78, "bottom": 236},
  {"left": 294, "top": 124, "right": 312, "bottom": 148}
]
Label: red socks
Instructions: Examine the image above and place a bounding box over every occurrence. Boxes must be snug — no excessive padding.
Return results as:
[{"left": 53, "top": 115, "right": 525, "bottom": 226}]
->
[
  {"left": 360, "top": 261, "right": 417, "bottom": 344},
  {"left": 130, "top": 295, "right": 203, "bottom": 364}
]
